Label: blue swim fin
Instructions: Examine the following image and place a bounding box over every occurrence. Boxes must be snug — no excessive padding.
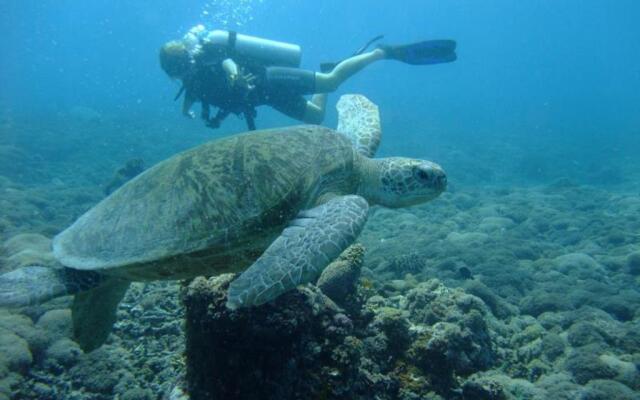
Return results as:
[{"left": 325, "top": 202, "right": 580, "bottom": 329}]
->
[{"left": 380, "top": 40, "right": 457, "bottom": 65}]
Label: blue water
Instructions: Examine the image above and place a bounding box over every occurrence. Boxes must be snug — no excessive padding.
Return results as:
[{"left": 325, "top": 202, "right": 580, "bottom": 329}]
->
[{"left": 3, "top": 1, "right": 639, "bottom": 151}]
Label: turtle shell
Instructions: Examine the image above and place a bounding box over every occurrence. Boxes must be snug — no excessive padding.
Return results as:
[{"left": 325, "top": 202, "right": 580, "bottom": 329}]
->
[{"left": 52, "top": 126, "right": 355, "bottom": 280}]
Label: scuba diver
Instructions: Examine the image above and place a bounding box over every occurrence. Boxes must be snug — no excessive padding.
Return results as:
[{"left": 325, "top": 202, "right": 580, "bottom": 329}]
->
[{"left": 159, "top": 25, "right": 457, "bottom": 131}]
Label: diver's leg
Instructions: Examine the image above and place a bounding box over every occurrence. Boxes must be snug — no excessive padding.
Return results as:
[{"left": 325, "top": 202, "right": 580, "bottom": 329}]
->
[
  {"left": 315, "top": 49, "right": 386, "bottom": 93},
  {"left": 269, "top": 95, "right": 322, "bottom": 124},
  {"left": 263, "top": 68, "right": 327, "bottom": 123},
  {"left": 302, "top": 94, "right": 328, "bottom": 124}
]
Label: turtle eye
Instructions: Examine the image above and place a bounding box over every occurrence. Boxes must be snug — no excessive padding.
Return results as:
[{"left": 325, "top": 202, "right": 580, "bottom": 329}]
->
[{"left": 414, "top": 168, "right": 431, "bottom": 182}]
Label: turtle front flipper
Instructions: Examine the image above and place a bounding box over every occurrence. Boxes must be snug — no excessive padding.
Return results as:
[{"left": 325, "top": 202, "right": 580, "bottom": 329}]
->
[
  {"left": 336, "top": 94, "right": 381, "bottom": 158},
  {"left": 226, "top": 195, "right": 369, "bottom": 309}
]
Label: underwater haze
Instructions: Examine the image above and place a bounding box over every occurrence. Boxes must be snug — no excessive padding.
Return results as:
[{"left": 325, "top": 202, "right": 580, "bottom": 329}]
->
[
  {"left": 1, "top": 1, "right": 640, "bottom": 399},
  {"left": 2, "top": 0, "right": 640, "bottom": 186}
]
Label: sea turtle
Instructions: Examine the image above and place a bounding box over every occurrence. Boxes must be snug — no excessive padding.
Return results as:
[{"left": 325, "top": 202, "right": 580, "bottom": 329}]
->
[{"left": 0, "top": 94, "right": 446, "bottom": 351}]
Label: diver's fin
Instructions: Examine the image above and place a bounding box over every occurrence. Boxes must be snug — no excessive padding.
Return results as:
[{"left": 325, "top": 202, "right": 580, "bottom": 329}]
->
[
  {"left": 380, "top": 40, "right": 457, "bottom": 65},
  {"left": 72, "top": 279, "right": 131, "bottom": 352},
  {"left": 0, "top": 266, "right": 105, "bottom": 307},
  {"left": 226, "top": 195, "right": 369, "bottom": 310}
]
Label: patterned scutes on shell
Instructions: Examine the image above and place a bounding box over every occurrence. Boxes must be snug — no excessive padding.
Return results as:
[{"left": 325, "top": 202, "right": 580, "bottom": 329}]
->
[{"left": 52, "top": 125, "right": 356, "bottom": 279}]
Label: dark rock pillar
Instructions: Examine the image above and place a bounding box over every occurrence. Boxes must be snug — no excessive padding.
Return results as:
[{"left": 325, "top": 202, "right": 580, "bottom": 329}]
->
[{"left": 182, "top": 274, "right": 360, "bottom": 400}]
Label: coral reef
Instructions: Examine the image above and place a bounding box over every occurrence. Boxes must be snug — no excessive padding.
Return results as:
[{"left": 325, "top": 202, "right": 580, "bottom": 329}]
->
[
  {"left": 9, "top": 282, "right": 184, "bottom": 399},
  {"left": 316, "top": 243, "right": 365, "bottom": 307},
  {"left": 182, "top": 274, "right": 500, "bottom": 399}
]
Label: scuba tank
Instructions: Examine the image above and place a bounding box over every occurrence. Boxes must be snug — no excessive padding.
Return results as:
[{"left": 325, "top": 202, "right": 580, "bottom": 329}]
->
[{"left": 202, "top": 30, "right": 301, "bottom": 68}]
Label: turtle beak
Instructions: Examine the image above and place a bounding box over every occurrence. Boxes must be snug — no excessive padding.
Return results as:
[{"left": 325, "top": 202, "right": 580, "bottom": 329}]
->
[
  {"left": 415, "top": 162, "right": 447, "bottom": 192},
  {"left": 433, "top": 166, "right": 447, "bottom": 191}
]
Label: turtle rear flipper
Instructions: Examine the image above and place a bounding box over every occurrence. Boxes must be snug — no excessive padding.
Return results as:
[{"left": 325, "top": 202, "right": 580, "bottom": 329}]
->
[
  {"left": 0, "top": 265, "right": 126, "bottom": 352},
  {"left": 0, "top": 266, "right": 105, "bottom": 307},
  {"left": 226, "top": 195, "right": 369, "bottom": 309},
  {"left": 0, "top": 266, "right": 69, "bottom": 307},
  {"left": 72, "top": 279, "right": 131, "bottom": 352}
]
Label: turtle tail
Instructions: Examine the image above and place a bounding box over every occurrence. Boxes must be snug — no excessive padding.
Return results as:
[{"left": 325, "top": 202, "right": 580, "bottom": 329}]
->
[{"left": 0, "top": 266, "right": 105, "bottom": 307}]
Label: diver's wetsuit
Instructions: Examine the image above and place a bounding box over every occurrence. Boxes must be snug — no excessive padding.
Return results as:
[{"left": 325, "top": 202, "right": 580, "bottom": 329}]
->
[
  {"left": 185, "top": 63, "right": 250, "bottom": 120},
  {"left": 256, "top": 66, "right": 316, "bottom": 120},
  {"left": 186, "top": 57, "right": 317, "bottom": 123}
]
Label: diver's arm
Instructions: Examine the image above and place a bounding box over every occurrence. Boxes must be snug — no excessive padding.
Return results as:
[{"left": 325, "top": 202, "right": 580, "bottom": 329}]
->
[
  {"left": 222, "top": 58, "right": 239, "bottom": 84},
  {"left": 182, "top": 90, "right": 196, "bottom": 119},
  {"left": 222, "top": 58, "right": 256, "bottom": 96}
]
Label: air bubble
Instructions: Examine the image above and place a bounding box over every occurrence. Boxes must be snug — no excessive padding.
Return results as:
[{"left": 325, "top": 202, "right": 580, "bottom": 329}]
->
[{"left": 199, "top": 0, "right": 265, "bottom": 28}]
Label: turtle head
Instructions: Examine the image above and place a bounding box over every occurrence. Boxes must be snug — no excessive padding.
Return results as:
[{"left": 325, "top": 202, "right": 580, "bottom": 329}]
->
[{"left": 360, "top": 157, "right": 447, "bottom": 208}]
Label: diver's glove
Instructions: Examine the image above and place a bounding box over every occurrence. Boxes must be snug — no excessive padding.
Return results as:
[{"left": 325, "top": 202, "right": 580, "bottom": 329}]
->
[
  {"left": 235, "top": 71, "right": 257, "bottom": 93},
  {"left": 206, "top": 109, "right": 230, "bottom": 130}
]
